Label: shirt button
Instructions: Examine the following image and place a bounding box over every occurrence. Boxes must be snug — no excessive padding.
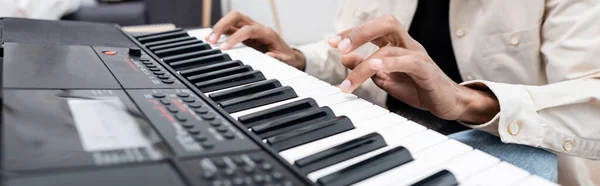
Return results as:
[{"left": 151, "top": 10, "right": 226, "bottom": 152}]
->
[
  {"left": 508, "top": 121, "right": 520, "bottom": 136},
  {"left": 510, "top": 34, "right": 520, "bottom": 46},
  {"left": 456, "top": 27, "right": 466, "bottom": 38},
  {"left": 563, "top": 141, "right": 574, "bottom": 152},
  {"left": 465, "top": 75, "right": 474, "bottom": 81}
]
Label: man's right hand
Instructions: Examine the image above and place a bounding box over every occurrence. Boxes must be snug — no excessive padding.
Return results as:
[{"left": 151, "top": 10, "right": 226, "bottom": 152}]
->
[{"left": 206, "top": 11, "right": 306, "bottom": 70}]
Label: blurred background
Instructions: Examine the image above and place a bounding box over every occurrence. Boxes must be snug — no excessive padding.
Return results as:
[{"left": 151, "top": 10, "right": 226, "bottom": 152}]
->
[{"left": 0, "top": 0, "right": 339, "bottom": 45}]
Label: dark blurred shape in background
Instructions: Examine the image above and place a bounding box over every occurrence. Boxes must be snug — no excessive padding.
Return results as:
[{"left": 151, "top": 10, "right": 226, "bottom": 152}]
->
[{"left": 61, "top": 0, "right": 223, "bottom": 27}]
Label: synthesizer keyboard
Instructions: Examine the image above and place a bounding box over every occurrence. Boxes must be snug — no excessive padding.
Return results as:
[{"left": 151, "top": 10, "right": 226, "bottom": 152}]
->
[{"left": 0, "top": 18, "right": 557, "bottom": 186}]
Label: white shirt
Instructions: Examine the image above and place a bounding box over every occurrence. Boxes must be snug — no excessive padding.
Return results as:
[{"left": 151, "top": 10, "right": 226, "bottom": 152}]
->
[{"left": 297, "top": 0, "right": 600, "bottom": 185}]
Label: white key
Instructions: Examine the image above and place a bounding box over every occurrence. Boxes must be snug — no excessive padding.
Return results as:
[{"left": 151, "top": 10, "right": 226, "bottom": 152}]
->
[
  {"left": 399, "top": 150, "right": 500, "bottom": 185},
  {"left": 316, "top": 92, "right": 358, "bottom": 106},
  {"left": 302, "top": 86, "right": 341, "bottom": 98},
  {"left": 279, "top": 118, "right": 402, "bottom": 162},
  {"left": 335, "top": 105, "right": 389, "bottom": 124},
  {"left": 514, "top": 176, "right": 559, "bottom": 186},
  {"left": 354, "top": 140, "right": 472, "bottom": 186},
  {"left": 328, "top": 99, "right": 373, "bottom": 115},
  {"left": 187, "top": 28, "right": 212, "bottom": 40},
  {"left": 189, "top": 28, "right": 246, "bottom": 49},
  {"left": 307, "top": 125, "right": 430, "bottom": 181},
  {"left": 459, "top": 162, "right": 530, "bottom": 186},
  {"left": 229, "top": 86, "right": 342, "bottom": 119},
  {"left": 343, "top": 105, "right": 390, "bottom": 123},
  {"left": 281, "top": 76, "right": 330, "bottom": 93},
  {"left": 353, "top": 113, "right": 407, "bottom": 128}
]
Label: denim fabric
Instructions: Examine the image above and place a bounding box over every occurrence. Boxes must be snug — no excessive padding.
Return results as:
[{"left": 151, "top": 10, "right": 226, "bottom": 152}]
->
[{"left": 449, "top": 129, "right": 558, "bottom": 182}]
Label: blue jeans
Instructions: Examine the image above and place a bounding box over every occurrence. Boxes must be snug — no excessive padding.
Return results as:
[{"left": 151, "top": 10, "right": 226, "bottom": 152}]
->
[{"left": 449, "top": 129, "right": 558, "bottom": 182}]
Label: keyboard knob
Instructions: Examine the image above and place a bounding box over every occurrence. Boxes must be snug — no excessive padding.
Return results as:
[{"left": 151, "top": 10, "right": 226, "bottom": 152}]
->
[{"left": 129, "top": 47, "right": 142, "bottom": 56}]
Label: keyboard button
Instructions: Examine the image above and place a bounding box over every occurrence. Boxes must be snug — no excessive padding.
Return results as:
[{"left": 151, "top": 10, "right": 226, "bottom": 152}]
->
[
  {"left": 177, "top": 92, "right": 190, "bottom": 97},
  {"left": 166, "top": 105, "right": 179, "bottom": 113},
  {"left": 201, "top": 112, "right": 216, "bottom": 120},
  {"left": 152, "top": 93, "right": 166, "bottom": 98}
]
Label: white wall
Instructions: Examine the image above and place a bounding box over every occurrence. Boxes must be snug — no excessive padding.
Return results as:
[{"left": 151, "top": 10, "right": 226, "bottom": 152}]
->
[{"left": 221, "top": 0, "right": 339, "bottom": 45}]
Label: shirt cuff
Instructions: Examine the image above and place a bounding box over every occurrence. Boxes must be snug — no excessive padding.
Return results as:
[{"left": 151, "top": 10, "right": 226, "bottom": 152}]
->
[
  {"left": 294, "top": 44, "right": 322, "bottom": 77},
  {"left": 458, "top": 80, "right": 543, "bottom": 146}
]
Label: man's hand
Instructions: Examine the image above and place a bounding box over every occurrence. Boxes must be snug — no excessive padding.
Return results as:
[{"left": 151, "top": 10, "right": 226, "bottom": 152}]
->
[
  {"left": 206, "top": 11, "right": 306, "bottom": 70},
  {"left": 328, "top": 15, "right": 500, "bottom": 123}
]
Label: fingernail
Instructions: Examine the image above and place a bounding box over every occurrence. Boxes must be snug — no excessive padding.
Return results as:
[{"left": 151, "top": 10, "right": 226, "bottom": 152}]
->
[
  {"left": 369, "top": 58, "right": 383, "bottom": 70},
  {"left": 328, "top": 35, "right": 341, "bottom": 43},
  {"left": 338, "top": 38, "right": 351, "bottom": 52},
  {"left": 208, "top": 33, "right": 217, "bottom": 43},
  {"left": 340, "top": 80, "right": 351, "bottom": 93},
  {"left": 219, "top": 43, "right": 229, "bottom": 50}
]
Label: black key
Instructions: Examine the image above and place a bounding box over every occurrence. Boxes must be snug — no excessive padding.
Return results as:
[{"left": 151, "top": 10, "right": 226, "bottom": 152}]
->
[
  {"left": 179, "top": 60, "right": 243, "bottom": 78},
  {"left": 317, "top": 146, "right": 413, "bottom": 186},
  {"left": 162, "top": 49, "right": 221, "bottom": 63},
  {"left": 154, "top": 43, "right": 212, "bottom": 57},
  {"left": 411, "top": 170, "right": 459, "bottom": 186},
  {"left": 187, "top": 65, "right": 253, "bottom": 83},
  {"left": 148, "top": 39, "right": 204, "bottom": 51},
  {"left": 266, "top": 116, "right": 354, "bottom": 151},
  {"left": 238, "top": 98, "right": 318, "bottom": 127},
  {"left": 295, "top": 133, "right": 387, "bottom": 173},
  {"left": 135, "top": 28, "right": 184, "bottom": 39},
  {"left": 144, "top": 36, "right": 195, "bottom": 48},
  {"left": 249, "top": 107, "right": 335, "bottom": 138},
  {"left": 137, "top": 30, "right": 189, "bottom": 43},
  {"left": 170, "top": 53, "right": 233, "bottom": 71},
  {"left": 219, "top": 86, "right": 297, "bottom": 113},
  {"left": 209, "top": 79, "right": 281, "bottom": 102},
  {"left": 195, "top": 71, "right": 266, "bottom": 92}
]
